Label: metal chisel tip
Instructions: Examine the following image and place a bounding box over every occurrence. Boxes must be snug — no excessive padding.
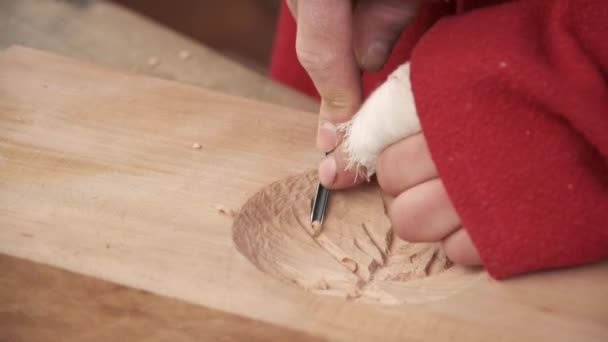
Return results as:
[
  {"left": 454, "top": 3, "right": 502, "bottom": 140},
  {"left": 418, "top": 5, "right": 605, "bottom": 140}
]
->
[{"left": 310, "top": 181, "right": 330, "bottom": 235}]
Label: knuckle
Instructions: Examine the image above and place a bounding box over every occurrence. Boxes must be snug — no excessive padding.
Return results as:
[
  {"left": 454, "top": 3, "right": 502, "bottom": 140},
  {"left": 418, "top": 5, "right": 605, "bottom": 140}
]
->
[
  {"left": 322, "top": 93, "right": 355, "bottom": 112},
  {"left": 295, "top": 46, "right": 335, "bottom": 74},
  {"left": 319, "top": 90, "right": 360, "bottom": 122},
  {"left": 295, "top": 45, "right": 360, "bottom": 118}
]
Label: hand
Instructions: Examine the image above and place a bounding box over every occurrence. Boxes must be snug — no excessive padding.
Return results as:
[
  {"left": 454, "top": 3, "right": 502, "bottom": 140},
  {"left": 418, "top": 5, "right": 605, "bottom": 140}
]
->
[
  {"left": 316, "top": 60, "right": 483, "bottom": 266},
  {"left": 376, "top": 133, "right": 482, "bottom": 266},
  {"left": 286, "top": 0, "right": 421, "bottom": 151}
]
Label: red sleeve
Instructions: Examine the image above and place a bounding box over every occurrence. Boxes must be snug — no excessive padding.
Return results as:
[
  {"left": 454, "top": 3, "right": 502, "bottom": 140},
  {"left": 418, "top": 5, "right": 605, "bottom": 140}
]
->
[{"left": 411, "top": 0, "right": 608, "bottom": 278}]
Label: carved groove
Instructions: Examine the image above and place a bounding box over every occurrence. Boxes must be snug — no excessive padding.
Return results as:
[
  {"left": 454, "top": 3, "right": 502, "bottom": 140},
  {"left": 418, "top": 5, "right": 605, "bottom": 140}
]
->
[{"left": 232, "top": 171, "right": 481, "bottom": 305}]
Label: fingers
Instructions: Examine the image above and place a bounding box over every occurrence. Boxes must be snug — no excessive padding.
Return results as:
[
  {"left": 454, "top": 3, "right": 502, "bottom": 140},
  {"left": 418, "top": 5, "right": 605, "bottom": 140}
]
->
[
  {"left": 353, "top": 0, "right": 421, "bottom": 70},
  {"left": 318, "top": 146, "right": 367, "bottom": 189},
  {"left": 443, "top": 229, "right": 482, "bottom": 266},
  {"left": 292, "top": 0, "right": 362, "bottom": 151},
  {"left": 388, "top": 178, "right": 461, "bottom": 242},
  {"left": 385, "top": 178, "right": 483, "bottom": 267},
  {"left": 376, "top": 133, "right": 437, "bottom": 197}
]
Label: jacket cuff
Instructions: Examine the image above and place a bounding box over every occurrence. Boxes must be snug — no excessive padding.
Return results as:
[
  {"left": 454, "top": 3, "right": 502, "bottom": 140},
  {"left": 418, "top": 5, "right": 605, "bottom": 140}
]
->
[{"left": 409, "top": 1, "right": 608, "bottom": 278}]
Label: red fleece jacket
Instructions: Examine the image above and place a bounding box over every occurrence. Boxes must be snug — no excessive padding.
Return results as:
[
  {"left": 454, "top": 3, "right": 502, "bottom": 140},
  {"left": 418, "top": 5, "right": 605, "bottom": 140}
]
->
[{"left": 268, "top": 0, "right": 608, "bottom": 279}]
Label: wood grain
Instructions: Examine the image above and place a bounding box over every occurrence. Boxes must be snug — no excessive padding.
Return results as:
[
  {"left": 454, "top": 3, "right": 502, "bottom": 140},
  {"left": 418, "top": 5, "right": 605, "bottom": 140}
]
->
[
  {"left": 0, "top": 254, "right": 324, "bottom": 342},
  {"left": 1, "top": 46, "right": 607, "bottom": 341},
  {"left": 0, "top": 0, "right": 317, "bottom": 111},
  {"left": 111, "top": 0, "right": 280, "bottom": 71},
  {"left": 232, "top": 171, "right": 478, "bottom": 304}
]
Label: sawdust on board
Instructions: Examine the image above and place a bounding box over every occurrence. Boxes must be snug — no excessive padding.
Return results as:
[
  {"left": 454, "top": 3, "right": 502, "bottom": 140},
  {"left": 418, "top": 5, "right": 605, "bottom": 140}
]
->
[
  {"left": 232, "top": 171, "right": 481, "bottom": 305},
  {"left": 216, "top": 204, "right": 237, "bottom": 218}
]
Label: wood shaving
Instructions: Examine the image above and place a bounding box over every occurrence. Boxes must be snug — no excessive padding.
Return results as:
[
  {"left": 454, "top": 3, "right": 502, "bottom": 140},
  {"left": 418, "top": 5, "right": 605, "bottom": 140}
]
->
[
  {"left": 361, "top": 222, "right": 389, "bottom": 259},
  {"left": 340, "top": 257, "right": 358, "bottom": 273},
  {"left": 346, "top": 287, "right": 362, "bottom": 300},
  {"left": 192, "top": 142, "right": 202, "bottom": 149},
  {"left": 178, "top": 50, "right": 190, "bottom": 60},
  {"left": 216, "top": 205, "right": 236, "bottom": 218},
  {"left": 147, "top": 57, "right": 160, "bottom": 67},
  {"left": 232, "top": 171, "right": 478, "bottom": 305},
  {"left": 353, "top": 235, "right": 384, "bottom": 266}
]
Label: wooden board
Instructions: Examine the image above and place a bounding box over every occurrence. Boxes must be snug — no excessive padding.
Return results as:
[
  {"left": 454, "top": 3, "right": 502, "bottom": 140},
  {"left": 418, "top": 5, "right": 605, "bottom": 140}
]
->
[
  {"left": 0, "top": 254, "right": 324, "bottom": 342},
  {"left": 1, "top": 46, "right": 607, "bottom": 341},
  {"left": 0, "top": 0, "right": 318, "bottom": 112}
]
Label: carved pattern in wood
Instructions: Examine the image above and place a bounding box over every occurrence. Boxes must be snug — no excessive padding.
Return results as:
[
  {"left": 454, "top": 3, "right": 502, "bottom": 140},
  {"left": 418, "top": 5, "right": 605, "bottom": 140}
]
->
[{"left": 233, "top": 172, "right": 481, "bottom": 304}]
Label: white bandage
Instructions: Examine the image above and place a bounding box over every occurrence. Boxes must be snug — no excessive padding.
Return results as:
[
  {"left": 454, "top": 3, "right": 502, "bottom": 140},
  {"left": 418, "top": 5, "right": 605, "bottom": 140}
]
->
[{"left": 338, "top": 62, "right": 420, "bottom": 179}]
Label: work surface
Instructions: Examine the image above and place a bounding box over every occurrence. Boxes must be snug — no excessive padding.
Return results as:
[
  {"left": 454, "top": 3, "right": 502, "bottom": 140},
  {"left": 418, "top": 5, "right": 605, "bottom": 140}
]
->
[
  {"left": 0, "top": 0, "right": 317, "bottom": 112},
  {"left": 1, "top": 46, "right": 607, "bottom": 341}
]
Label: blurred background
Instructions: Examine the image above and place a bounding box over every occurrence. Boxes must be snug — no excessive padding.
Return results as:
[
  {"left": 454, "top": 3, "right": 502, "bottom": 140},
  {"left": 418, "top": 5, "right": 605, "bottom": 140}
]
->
[
  {"left": 1, "top": 0, "right": 317, "bottom": 110},
  {"left": 110, "top": 0, "right": 281, "bottom": 74}
]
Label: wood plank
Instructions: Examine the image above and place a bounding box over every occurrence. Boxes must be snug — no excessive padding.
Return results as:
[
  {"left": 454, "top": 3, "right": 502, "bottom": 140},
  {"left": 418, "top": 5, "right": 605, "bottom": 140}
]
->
[
  {"left": 0, "top": 254, "right": 324, "bottom": 342},
  {"left": 0, "top": 46, "right": 607, "bottom": 341},
  {"left": 0, "top": 0, "right": 318, "bottom": 111},
  {"left": 111, "top": 0, "right": 280, "bottom": 72}
]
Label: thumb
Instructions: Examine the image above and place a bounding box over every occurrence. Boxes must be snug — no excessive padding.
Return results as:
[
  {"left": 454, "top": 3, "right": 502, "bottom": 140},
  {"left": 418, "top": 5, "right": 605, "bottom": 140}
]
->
[
  {"left": 319, "top": 146, "right": 367, "bottom": 190},
  {"left": 320, "top": 63, "right": 421, "bottom": 189},
  {"left": 353, "top": 0, "right": 422, "bottom": 71}
]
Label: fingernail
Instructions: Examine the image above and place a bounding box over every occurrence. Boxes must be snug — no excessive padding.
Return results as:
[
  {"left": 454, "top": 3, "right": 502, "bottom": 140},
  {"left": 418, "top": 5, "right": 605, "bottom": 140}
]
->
[
  {"left": 362, "top": 41, "right": 390, "bottom": 70},
  {"left": 319, "top": 156, "right": 337, "bottom": 186},
  {"left": 317, "top": 121, "right": 337, "bottom": 152}
]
